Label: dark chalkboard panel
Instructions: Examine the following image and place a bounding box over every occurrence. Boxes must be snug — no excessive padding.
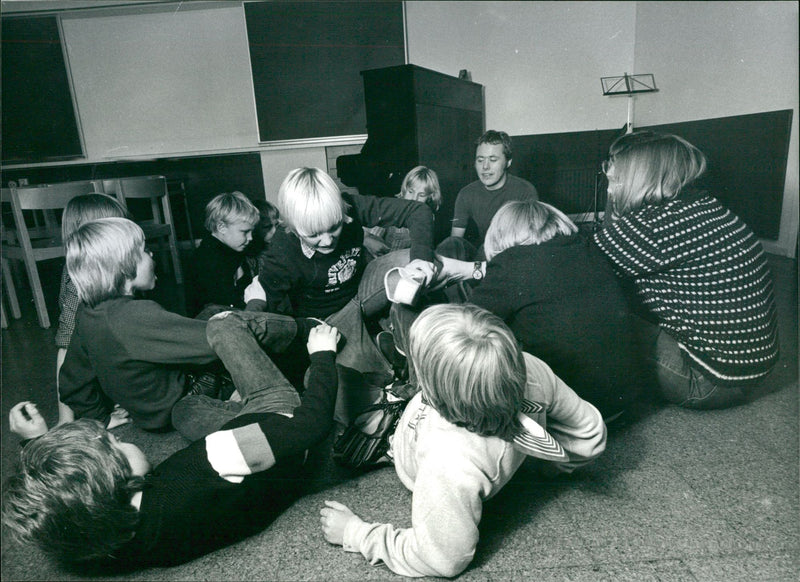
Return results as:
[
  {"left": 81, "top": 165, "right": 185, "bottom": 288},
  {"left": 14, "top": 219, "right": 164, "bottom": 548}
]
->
[
  {"left": 244, "top": 1, "right": 405, "bottom": 142},
  {"left": 641, "top": 110, "right": 792, "bottom": 240},
  {"left": 1, "top": 16, "right": 83, "bottom": 164}
]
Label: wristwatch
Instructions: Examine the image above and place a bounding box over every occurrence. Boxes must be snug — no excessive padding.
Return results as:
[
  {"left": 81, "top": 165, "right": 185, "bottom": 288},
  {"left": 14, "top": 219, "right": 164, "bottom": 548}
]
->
[{"left": 472, "top": 261, "right": 484, "bottom": 280}]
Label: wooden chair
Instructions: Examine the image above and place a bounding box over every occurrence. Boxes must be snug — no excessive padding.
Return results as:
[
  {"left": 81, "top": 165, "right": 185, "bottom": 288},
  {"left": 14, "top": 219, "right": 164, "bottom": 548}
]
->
[
  {"left": 102, "top": 176, "right": 183, "bottom": 284},
  {"left": 1, "top": 181, "right": 98, "bottom": 328}
]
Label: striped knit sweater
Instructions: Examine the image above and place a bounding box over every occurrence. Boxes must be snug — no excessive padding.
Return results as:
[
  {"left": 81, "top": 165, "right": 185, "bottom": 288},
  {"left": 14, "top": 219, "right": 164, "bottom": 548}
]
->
[{"left": 593, "top": 191, "right": 779, "bottom": 382}]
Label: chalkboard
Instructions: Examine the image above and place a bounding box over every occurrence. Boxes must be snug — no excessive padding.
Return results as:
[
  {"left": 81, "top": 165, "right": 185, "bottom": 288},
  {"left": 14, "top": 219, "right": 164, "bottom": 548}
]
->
[
  {"left": 642, "top": 110, "right": 792, "bottom": 240},
  {"left": 244, "top": 1, "right": 405, "bottom": 142},
  {"left": 1, "top": 15, "right": 83, "bottom": 164}
]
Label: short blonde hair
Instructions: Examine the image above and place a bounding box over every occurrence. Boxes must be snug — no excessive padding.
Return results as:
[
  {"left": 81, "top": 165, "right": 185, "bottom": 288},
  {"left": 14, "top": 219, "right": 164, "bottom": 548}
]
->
[
  {"left": 277, "top": 168, "right": 349, "bottom": 235},
  {"left": 408, "top": 304, "right": 525, "bottom": 440},
  {"left": 399, "top": 166, "right": 442, "bottom": 212},
  {"left": 61, "top": 193, "right": 128, "bottom": 243},
  {"left": 66, "top": 217, "right": 145, "bottom": 307},
  {"left": 484, "top": 200, "right": 577, "bottom": 261},
  {"left": 204, "top": 191, "right": 260, "bottom": 233},
  {"left": 607, "top": 131, "right": 707, "bottom": 218}
]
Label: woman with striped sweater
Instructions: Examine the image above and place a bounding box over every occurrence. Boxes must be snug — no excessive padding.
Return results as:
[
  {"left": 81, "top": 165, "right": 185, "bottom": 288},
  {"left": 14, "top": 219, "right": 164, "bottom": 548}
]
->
[{"left": 593, "top": 131, "right": 779, "bottom": 409}]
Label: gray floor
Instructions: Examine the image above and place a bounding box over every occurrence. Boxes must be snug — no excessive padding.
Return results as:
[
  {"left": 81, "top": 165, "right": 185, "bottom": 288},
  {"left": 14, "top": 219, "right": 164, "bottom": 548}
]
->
[{"left": 1, "top": 254, "right": 797, "bottom": 581}]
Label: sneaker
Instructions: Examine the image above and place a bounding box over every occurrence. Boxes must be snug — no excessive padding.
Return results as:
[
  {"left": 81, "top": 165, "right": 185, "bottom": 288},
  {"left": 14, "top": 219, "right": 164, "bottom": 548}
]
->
[{"left": 377, "top": 331, "right": 407, "bottom": 380}]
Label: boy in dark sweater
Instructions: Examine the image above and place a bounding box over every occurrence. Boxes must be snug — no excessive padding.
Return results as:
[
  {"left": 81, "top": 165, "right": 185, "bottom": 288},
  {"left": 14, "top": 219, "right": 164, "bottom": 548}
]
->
[
  {"left": 256, "top": 167, "right": 438, "bottom": 422},
  {"left": 58, "top": 217, "right": 304, "bottom": 438},
  {"left": 3, "top": 319, "right": 340, "bottom": 571},
  {"left": 189, "top": 191, "right": 261, "bottom": 317}
]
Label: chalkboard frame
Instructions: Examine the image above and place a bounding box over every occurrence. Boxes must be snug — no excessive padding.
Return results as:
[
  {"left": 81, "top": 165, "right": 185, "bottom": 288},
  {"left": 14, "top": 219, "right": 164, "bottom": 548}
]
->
[
  {"left": 243, "top": 1, "right": 406, "bottom": 143},
  {"left": 1, "top": 14, "right": 84, "bottom": 165}
]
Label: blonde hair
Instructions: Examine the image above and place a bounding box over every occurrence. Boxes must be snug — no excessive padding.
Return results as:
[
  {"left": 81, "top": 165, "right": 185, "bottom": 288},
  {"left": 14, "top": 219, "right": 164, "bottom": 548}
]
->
[
  {"left": 484, "top": 200, "right": 577, "bottom": 261},
  {"left": 66, "top": 217, "right": 145, "bottom": 307},
  {"left": 204, "top": 191, "right": 260, "bottom": 233},
  {"left": 607, "top": 131, "right": 707, "bottom": 218},
  {"left": 277, "top": 168, "right": 349, "bottom": 235},
  {"left": 61, "top": 193, "right": 128, "bottom": 243},
  {"left": 408, "top": 304, "right": 525, "bottom": 440},
  {"left": 399, "top": 166, "right": 442, "bottom": 212}
]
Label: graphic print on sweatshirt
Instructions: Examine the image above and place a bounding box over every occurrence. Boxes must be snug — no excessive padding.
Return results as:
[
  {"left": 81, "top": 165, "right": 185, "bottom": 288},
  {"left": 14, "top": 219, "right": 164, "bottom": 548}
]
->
[{"left": 327, "top": 247, "right": 361, "bottom": 289}]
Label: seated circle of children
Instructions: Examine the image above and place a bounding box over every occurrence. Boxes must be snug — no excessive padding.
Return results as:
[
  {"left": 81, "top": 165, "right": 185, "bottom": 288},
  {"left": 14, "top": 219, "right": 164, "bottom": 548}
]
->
[
  {"left": 2, "top": 321, "right": 340, "bottom": 571},
  {"left": 320, "top": 303, "right": 606, "bottom": 578},
  {"left": 188, "top": 191, "right": 261, "bottom": 317},
  {"left": 592, "top": 131, "right": 779, "bottom": 410},
  {"left": 54, "top": 193, "right": 130, "bottom": 427},
  {"left": 362, "top": 165, "right": 441, "bottom": 259},
  {"left": 255, "top": 167, "right": 438, "bottom": 421}
]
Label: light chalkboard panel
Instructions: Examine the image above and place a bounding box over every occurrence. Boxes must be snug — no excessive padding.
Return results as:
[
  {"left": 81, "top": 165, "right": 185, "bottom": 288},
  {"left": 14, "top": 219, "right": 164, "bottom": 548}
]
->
[
  {"left": 244, "top": 1, "right": 405, "bottom": 142},
  {"left": 1, "top": 16, "right": 83, "bottom": 164}
]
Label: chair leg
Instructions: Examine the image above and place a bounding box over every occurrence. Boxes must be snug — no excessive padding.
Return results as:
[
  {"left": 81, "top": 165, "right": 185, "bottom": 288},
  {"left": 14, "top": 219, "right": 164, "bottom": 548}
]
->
[
  {"left": 168, "top": 235, "right": 183, "bottom": 284},
  {"left": 2, "top": 258, "right": 21, "bottom": 319},
  {"left": 21, "top": 258, "right": 51, "bottom": 328}
]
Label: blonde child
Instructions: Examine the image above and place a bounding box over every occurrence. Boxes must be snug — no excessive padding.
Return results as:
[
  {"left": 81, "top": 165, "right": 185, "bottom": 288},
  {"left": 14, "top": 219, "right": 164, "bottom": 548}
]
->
[
  {"left": 257, "top": 167, "right": 437, "bottom": 422},
  {"left": 190, "top": 191, "right": 260, "bottom": 317},
  {"left": 320, "top": 303, "right": 606, "bottom": 578},
  {"left": 363, "top": 166, "right": 441, "bottom": 259},
  {"left": 58, "top": 217, "right": 217, "bottom": 432},
  {"left": 55, "top": 193, "right": 129, "bottom": 426}
]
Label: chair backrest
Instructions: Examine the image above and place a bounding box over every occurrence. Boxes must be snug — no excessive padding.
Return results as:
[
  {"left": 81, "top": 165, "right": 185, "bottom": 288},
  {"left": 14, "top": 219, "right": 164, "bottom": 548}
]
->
[
  {"left": 2, "top": 181, "right": 99, "bottom": 211},
  {"left": 109, "top": 175, "right": 173, "bottom": 227},
  {"left": 1, "top": 181, "right": 100, "bottom": 243}
]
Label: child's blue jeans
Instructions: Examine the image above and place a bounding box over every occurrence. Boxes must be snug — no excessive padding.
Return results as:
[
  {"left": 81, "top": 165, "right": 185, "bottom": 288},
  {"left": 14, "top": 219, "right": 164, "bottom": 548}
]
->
[{"left": 172, "top": 310, "right": 302, "bottom": 441}]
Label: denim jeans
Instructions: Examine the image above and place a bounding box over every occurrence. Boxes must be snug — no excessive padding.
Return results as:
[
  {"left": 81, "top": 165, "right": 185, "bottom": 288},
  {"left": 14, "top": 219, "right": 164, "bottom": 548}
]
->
[
  {"left": 652, "top": 328, "right": 757, "bottom": 410},
  {"left": 172, "top": 311, "right": 302, "bottom": 441},
  {"left": 323, "top": 249, "right": 411, "bottom": 425}
]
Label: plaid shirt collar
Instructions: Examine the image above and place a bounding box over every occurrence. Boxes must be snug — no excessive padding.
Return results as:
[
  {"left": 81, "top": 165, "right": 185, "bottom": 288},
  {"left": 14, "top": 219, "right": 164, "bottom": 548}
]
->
[
  {"left": 300, "top": 238, "right": 316, "bottom": 258},
  {"left": 296, "top": 216, "right": 352, "bottom": 258}
]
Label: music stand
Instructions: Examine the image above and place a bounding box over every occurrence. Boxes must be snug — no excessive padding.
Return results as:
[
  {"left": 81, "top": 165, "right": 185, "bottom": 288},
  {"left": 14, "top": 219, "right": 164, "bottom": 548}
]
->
[{"left": 601, "top": 73, "right": 658, "bottom": 133}]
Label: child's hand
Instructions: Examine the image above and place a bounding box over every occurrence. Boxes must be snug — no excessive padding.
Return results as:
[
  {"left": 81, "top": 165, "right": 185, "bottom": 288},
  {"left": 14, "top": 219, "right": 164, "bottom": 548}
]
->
[
  {"left": 404, "top": 259, "right": 437, "bottom": 286},
  {"left": 307, "top": 324, "right": 340, "bottom": 354},
  {"left": 244, "top": 276, "right": 266, "bottom": 304},
  {"left": 9, "top": 402, "right": 48, "bottom": 440},
  {"left": 107, "top": 405, "right": 131, "bottom": 430},
  {"left": 320, "top": 500, "right": 362, "bottom": 546}
]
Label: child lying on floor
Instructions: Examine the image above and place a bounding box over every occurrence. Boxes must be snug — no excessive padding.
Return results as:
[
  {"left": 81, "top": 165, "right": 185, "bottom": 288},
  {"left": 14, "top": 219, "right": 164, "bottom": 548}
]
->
[
  {"left": 3, "top": 321, "right": 340, "bottom": 571},
  {"left": 320, "top": 303, "right": 607, "bottom": 578}
]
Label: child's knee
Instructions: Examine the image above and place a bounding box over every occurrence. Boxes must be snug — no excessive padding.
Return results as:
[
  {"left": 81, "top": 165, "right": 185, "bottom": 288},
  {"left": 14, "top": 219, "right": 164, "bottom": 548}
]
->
[{"left": 206, "top": 311, "right": 245, "bottom": 347}]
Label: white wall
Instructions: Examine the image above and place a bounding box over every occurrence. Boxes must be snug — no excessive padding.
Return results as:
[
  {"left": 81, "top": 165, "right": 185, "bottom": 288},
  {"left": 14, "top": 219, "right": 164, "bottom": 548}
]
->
[
  {"left": 6, "top": 1, "right": 797, "bottom": 255},
  {"left": 406, "top": 1, "right": 637, "bottom": 135},
  {"left": 259, "top": 148, "right": 328, "bottom": 205},
  {"left": 405, "top": 0, "right": 798, "bottom": 256},
  {"left": 632, "top": 1, "right": 798, "bottom": 257}
]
